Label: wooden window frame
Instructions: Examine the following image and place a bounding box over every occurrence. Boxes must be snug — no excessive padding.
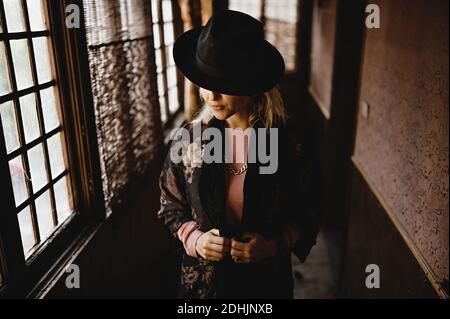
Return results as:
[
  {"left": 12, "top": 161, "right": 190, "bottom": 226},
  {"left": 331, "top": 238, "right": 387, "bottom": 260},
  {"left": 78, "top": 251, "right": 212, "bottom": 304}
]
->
[
  {"left": 152, "top": 0, "right": 184, "bottom": 129},
  {"left": 228, "top": 0, "right": 300, "bottom": 74},
  {"left": 0, "top": 0, "right": 104, "bottom": 298}
]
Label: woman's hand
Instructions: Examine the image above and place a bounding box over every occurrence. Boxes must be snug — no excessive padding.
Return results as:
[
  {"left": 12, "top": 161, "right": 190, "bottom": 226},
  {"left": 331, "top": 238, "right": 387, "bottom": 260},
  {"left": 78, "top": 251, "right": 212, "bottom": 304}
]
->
[
  {"left": 195, "top": 229, "right": 230, "bottom": 261},
  {"left": 230, "top": 232, "right": 277, "bottom": 263}
]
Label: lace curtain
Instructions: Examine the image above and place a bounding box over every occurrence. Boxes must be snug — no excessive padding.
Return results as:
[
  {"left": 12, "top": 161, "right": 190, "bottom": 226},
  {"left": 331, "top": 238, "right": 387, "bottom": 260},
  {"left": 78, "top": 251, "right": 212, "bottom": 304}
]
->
[{"left": 83, "top": 0, "right": 164, "bottom": 214}]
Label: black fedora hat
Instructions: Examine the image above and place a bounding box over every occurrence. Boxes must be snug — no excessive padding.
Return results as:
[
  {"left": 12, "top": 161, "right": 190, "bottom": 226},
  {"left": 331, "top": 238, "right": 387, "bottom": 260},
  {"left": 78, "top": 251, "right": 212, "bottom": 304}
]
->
[{"left": 173, "top": 10, "right": 285, "bottom": 96}]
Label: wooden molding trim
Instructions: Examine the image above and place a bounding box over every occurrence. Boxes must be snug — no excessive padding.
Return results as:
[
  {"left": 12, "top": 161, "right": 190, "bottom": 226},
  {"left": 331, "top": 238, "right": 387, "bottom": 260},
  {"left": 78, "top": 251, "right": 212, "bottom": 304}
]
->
[
  {"left": 308, "top": 85, "right": 331, "bottom": 120},
  {"left": 351, "top": 157, "right": 448, "bottom": 298}
]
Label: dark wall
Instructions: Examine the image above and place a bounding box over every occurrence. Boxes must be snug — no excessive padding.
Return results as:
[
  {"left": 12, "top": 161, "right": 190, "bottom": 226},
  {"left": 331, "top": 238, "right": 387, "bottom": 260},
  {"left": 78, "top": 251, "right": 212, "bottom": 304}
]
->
[
  {"left": 340, "top": 165, "right": 439, "bottom": 298},
  {"left": 306, "top": 0, "right": 365, "bottom": 226},
  {"left": 304, "top": 0, "right": 448, "bottom": 298},
  {"left": 353, "top": 0, "right": 449, "bottom": 283},
  {"left": 340, "top": 0, "right": 448, "bottom": 298},
  {"left": 308, "top": 0, "right": 337, "bottom": 118}
]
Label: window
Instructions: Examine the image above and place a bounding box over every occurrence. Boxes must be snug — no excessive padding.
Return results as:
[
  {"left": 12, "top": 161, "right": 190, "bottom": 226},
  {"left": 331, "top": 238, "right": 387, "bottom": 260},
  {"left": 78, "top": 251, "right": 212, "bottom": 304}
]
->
[
  {"left": 0, "top": 0, "right": 74, "bottom": 259},
  {"left": 229, "top": 0, "right": 262, "bottom": 21},
  {"left": 229, "top": 0, "right": 299, "bottom": 72},
  {"left": 264, "top": 0, "right": 298, "bottom": 72},
  {"left": 0, "top": 0, "right": 100, "bottom": 296},
  {"left": 152, "top": 0, "right": 182, "bottom": 124}
]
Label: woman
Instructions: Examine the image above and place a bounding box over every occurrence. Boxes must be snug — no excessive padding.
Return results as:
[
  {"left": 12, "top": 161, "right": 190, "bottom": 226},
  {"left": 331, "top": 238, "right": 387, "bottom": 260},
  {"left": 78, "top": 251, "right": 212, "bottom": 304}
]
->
[{"left": 158, "top": 10, "right": 320, "bottom": 299}]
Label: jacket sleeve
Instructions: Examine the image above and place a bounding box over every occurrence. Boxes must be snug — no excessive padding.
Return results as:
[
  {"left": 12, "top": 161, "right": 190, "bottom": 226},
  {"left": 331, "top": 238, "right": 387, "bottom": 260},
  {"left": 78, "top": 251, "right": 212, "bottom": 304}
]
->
[
  {"left": 158, "top": 139, "right": 193, "bottom": 244},
  {"left": 284, "top": 135, "right": 321, "bottom": 263}
]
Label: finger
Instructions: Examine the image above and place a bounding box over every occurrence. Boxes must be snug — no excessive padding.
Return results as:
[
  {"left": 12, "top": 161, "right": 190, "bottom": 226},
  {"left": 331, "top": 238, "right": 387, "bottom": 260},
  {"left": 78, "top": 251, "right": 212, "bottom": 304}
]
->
[
  {"left": 233, "top": 257, "right": 251, "bottom": 264},
  {"left": 241, "top": 233, "right": 257, "bottom": 243},
  {"left": 205, "top": 256, "right": 222, "bottom": 262},
  {"left": 230, "top": 249, "right": 250, "bottom": 258},
  {"left": 231, "top": 240, "right": 250, "bottom": 251},
  {"left": 205, "top": 255, "right": 221, "bottom": 262},
  {"left": 207, "top": 242, "right": 230, "bottom": 253},
  {"left": 214, "top": 242, "right": 231, "bottom": 253},
  {"left": 204, "top": 250, "right": 225, "bottom": 259},
  {"left": 210, "top": 228, "right": 220, "bottom": 236},
  {"left": 210, "top": 235, "right": 231, "bottom": 247}
]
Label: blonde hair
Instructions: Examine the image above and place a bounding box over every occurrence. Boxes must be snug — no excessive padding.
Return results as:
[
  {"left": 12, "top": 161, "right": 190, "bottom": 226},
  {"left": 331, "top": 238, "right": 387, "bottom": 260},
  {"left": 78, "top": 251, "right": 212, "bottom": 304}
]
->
[{"left": 194, "top": 86, "right": 288, "bottom": 129}]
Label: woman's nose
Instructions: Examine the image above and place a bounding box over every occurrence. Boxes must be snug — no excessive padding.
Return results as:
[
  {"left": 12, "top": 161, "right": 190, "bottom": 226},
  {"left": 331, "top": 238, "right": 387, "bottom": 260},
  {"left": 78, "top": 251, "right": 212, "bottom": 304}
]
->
[{"left": 208, "top": 90, "right": 221, "bottom": 101}]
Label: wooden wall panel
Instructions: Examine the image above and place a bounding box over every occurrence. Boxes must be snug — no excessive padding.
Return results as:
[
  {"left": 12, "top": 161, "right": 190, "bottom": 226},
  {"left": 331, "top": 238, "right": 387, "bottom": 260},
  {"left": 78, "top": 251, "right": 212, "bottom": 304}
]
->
[{"left": 340, "top": 163, "right": 440, "bottom": 298}]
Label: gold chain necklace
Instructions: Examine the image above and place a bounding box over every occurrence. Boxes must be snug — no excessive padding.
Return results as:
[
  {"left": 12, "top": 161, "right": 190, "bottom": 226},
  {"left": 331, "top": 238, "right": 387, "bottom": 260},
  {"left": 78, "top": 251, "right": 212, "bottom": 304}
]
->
[{"left": 225, "top": 162, "right": 248, "bottom": 175}]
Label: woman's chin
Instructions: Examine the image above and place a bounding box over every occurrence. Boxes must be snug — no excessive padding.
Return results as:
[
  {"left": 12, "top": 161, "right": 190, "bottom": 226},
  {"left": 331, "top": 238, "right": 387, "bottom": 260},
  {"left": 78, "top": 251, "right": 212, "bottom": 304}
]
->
[{"left": 210, "top": 110, "right": 229, "bottom": 120}]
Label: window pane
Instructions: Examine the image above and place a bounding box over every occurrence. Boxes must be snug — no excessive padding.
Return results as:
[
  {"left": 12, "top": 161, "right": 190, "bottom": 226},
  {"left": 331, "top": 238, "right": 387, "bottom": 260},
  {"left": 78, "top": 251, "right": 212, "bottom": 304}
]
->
[
  {"left": 164, "top": 45, "right": 172, "bottom": 66},
  {"left": 163, "top": 23, "right": 174, "bottom": 44},
  {"left": 167, "top": 65, "right": 177, "bottom": 88},
  {"left": 265, "top": 0, "right": 297, "bottom": 23},
  {"left": 3, "top": 0, "right": 26, "bottom": 33},
  {"left": 54, "top": 176, "right": 73, "bottom": 224},
  {"left": 35, "top": 190, "right": 53, "bottom": 240},
  {"left": 229, "top": 0, "right": 262, "bottom": 21},
  {"left": 153, "top": 24, "right": 160, "bottom": 48},
  {"left": 162, "top": 0, "right": 173, "bottom": 22},
  {"left": 47, "top": 132, "right": 66, "bottom": 178},
  {"left": 168, "top": 87, "right": 179, "bottom": 113},
  {"left": 9, "top": 155, "right": 29, "bottom": 206},
  {"left": 28, "top": 143, "right": 48, "bottom": 192},
  {"left": 0, "top": 42, "right": 11, "bottom": 96},
  {"left": 10, "top": 39, "right": 33, "bottom": 90},
  {"left": 33, "top": 37, "right": 52, "bottom": 84},
  {"left": 17, "top": 206, "right": 35, "bottom": 255},
  {"left": 159, "top": 96, "right": 167, "bottom": 123},
  {"left": 151, "top": 0, "right": 159, "bottom": 23},
  {"left": 155, "top": 48, "right": 162, "bottom": 73},
  {"left": 19, "top": 93, "right": 40, "bottom": 143},
  {"left": 167, "top": 44, "right": 174, "bottom": 65},
  {"left": 40, "top": 87, "right": 60, "bottom": 132},
  {"left": 26, "top": 0, "right": 47, "bottom": 31},
  {"left": 157, "top": 72, "right": 165, "bottom": 97},
  {"left": 0, "top": 101, "right": 20, "bottom": 153}
]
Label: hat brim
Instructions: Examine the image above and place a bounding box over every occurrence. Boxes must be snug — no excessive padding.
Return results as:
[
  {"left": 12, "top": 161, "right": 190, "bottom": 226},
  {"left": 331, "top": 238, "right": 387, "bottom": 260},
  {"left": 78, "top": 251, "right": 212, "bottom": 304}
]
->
[{"left": 173, "top": 27, "right": 285, "bottom": 96}]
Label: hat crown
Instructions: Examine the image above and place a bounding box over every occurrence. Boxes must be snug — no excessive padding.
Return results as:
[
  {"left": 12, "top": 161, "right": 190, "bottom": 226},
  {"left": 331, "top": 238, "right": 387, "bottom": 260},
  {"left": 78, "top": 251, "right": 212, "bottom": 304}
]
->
[
  {"left": 196, "top": 10, "right": 264, "bottom": 69},
  {"left": 173, "top": 9, "right": 284, "bottom": 96}
]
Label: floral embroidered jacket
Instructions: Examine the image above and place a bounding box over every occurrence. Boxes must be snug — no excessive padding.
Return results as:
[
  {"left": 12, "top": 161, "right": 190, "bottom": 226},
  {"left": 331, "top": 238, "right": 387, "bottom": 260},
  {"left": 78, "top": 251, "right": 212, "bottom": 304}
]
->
[{"left": 158, "top": 117, "right": 320, "bottom": 299}]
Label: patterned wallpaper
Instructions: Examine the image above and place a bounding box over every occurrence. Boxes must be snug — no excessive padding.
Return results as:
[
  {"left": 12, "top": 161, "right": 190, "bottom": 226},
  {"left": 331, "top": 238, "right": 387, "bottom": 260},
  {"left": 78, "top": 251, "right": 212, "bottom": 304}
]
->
[{"left": 354, "top": 0, "right": 449, "bottom": 282}]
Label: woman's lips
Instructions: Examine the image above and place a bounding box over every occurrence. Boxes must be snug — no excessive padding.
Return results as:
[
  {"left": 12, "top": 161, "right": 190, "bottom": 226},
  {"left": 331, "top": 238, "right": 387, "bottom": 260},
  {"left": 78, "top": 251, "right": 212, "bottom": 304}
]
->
[{"left": 209, "top": 104, "right": 225, "bottom": 111}]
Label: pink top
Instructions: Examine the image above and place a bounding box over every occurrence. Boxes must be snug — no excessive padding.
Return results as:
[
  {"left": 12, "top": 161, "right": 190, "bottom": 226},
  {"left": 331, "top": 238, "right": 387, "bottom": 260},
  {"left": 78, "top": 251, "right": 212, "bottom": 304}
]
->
[
  {"left": 224, "top": 128, "right": 250, "bottom": 233},
  {"left": 177, "top": 127, "right": 299, "bottom": 257}
]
